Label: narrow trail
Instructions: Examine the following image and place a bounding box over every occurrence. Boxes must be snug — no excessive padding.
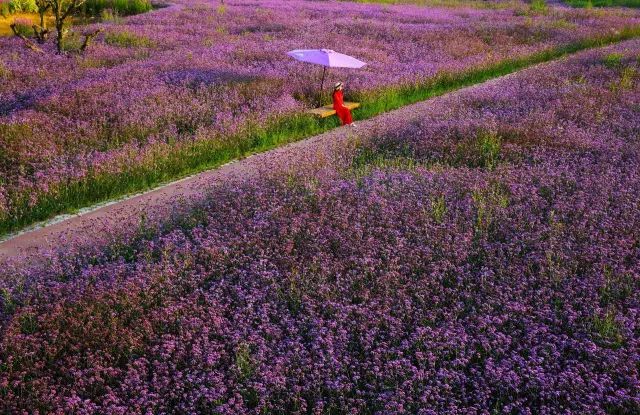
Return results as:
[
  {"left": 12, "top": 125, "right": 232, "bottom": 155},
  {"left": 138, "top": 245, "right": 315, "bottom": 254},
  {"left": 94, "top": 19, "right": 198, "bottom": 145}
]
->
[{"left": 0, "top": 40, "right": 624, "bottom": 263}]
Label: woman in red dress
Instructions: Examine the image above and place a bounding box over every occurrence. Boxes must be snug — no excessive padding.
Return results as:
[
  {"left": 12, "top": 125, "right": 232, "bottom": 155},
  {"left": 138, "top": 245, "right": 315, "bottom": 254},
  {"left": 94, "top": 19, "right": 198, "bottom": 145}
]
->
[{"left": 332, "top": 82, "right": 353, "bottom": 126}]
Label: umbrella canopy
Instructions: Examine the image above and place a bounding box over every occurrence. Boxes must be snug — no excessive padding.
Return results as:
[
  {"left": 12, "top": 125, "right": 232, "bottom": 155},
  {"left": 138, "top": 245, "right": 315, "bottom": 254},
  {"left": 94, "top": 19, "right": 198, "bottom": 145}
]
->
[{"left": 287, "top": 49, "right": 367, "bottom": 69}]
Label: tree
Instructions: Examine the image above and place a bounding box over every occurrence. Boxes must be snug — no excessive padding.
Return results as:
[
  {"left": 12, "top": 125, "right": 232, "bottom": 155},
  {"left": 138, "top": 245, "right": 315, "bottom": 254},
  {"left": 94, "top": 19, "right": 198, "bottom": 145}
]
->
[
  {"left": 10, "top": 0, "right": 101, "bottom": 54},
  {"left": 33, "top": 0, "right": 51, "bottom": 43},
  {"left": 47, "top": 0, "right": 87, "bottom": 53}
]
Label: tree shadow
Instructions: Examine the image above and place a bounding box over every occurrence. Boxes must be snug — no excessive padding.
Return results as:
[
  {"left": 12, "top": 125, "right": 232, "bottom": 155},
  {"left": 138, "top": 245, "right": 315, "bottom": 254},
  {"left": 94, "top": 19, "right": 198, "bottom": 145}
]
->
[{"left": 0, "top": 90, "right": 44, "bottom": 117}]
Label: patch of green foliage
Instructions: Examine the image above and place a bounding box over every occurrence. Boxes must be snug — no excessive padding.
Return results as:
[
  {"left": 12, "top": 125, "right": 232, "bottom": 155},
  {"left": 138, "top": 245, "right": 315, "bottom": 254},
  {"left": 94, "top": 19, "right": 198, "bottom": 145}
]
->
[
  {"left": 60, "top": 31, "right": 85, "bottom": 53},
  {"left": 235, "top": 342, "right": 254, "bottom": 379},
  {"left": 456, "top": 130, "right": 502, "bottom": 170},
  {"left": 8, "top": 0, "right": 37, "bottom": 14},
  {"left": 603, "top": 52, "right": 624, "bottom": 68},
  {"left": 11, "top": 17, "right": 32, "bottom": 37},
  {"left": 349, "top": 144, "right": 418, "bottom": 179},
  {"left": 431, "top": 195, "right": 447, "bottom": 224},
  {"left": 82, "top": 0, "right": 152, "bottom": 17},
  {"left": 0, "top": 288, "right": 16, "bottom": 315},
  {"left": 529, "top": 0, "right": 548, "bottom": 13},
  {"left": 610, "top": 65, "right": 637, "bottom": 92},
  {"left": 0, "top": 60, "right": 10, "bottom": 79},
  {"left": 592, "top": 310, "right": 624, "bottom": 349},
  {"left": 473, "top": 181, "right": 510, "bottom": 237},
  {"left": 104, "top": 30, "right": 153, "bottom": 47},
  {"left": 18, "top": 312, "right": 38, "bottom": 335},
  {"left": 0, "top": 2, "right": 10, "bottom": 17},
  {"left": 99, "top": 8, "right": 120, "bottom": 22}
]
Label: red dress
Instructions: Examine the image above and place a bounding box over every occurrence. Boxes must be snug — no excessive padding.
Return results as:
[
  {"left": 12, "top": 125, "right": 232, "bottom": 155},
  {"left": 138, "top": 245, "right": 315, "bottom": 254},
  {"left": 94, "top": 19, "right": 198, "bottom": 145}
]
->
[{"left": 332, "top": 89, "right": 353, "bottom": 125}]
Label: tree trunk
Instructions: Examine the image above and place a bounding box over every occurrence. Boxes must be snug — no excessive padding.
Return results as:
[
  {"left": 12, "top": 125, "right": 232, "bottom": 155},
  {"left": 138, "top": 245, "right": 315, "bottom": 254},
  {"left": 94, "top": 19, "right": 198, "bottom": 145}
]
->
[
  {"left": 33, "top": 12, "right": 50, "bottom": 43},
  {"left": 56, "top": 22, "right": 64, "bottom": 53}
]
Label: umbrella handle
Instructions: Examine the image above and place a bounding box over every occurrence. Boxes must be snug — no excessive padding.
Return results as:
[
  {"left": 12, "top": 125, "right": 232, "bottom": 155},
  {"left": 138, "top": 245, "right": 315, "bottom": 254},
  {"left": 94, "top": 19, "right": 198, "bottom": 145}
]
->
[{"left": 319, "top": 66, "right": 327, "bottom": 107}]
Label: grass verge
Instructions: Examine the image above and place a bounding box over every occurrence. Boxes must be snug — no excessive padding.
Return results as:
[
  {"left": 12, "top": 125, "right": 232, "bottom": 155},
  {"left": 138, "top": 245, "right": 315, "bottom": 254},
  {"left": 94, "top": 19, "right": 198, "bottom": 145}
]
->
[
  {"left": 2, "top": 25, "right": 640, "bottom": 237},
  {"left": 565, "top": 0, "right": 640, "bottom": 7}
]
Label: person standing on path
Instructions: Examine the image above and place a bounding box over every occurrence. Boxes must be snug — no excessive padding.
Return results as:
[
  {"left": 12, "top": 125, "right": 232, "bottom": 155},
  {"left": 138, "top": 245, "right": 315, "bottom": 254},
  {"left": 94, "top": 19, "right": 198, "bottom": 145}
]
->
[{"left": 332, "top": 82, "right": 354, "bottom": 126}]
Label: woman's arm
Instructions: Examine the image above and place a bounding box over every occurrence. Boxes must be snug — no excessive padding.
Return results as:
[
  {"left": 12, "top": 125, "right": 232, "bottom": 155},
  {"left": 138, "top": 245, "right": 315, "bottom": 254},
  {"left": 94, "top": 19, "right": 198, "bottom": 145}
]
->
[{"left": 334, "top": 90, "right": 344, "bottom": 106}]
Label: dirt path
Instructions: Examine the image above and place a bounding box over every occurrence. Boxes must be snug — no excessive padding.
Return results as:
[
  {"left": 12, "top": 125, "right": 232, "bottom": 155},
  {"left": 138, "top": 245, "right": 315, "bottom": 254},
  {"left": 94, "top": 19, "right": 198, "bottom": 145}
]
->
[{"left": 0, "top": 53, "right": 575, "bottom": 264}]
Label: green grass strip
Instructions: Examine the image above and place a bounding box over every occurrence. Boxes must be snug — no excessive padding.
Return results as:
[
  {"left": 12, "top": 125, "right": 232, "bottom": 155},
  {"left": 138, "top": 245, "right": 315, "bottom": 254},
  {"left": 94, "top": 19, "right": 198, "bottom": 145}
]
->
[
  {"left": 2, "top": 25, "right": 640, "bottom": 237},
  {"left": 565, "top": 0, "right": 640, "bottom": 8}
]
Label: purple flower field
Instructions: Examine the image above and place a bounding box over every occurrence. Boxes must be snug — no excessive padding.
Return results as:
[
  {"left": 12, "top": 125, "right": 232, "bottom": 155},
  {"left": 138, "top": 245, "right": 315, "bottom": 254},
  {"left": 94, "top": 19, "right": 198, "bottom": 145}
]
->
[
  {"left": 1, "top": 0, "right": 640, "bottom": 230},
  {"left": 1, "top": 35, "right": 639, "bottom": 413}
]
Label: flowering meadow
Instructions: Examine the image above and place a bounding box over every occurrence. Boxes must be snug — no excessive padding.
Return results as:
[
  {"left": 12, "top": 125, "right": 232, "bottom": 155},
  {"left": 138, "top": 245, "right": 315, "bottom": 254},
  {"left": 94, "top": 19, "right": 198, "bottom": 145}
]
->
[
  {"left": 1, "top": 36, "right": 639, "bottom": 413},
  {"left": 1, "top": 0, "right": 640, "bottom": 233}
]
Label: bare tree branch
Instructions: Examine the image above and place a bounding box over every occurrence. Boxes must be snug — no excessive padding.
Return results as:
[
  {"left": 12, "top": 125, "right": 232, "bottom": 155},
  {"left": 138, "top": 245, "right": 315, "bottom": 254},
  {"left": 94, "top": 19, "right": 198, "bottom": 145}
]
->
[
  {"left": 80, "top": 28, "right": 102, "bottom": 52},
  {"left": 32, "top": 25, "right": 50, "bottom": 43},
  {"left": 10, "top": 24, "right": 45, "bottom": 53},
  {"left": 61, "top": 0, "right": 86, "bottom": 20}
]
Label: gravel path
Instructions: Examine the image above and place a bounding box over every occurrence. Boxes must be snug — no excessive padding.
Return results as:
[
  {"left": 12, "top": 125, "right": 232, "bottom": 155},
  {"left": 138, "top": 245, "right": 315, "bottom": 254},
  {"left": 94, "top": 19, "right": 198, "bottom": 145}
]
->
[{"left": 0, "top": 57, "right": 562, "bottom": 264}]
